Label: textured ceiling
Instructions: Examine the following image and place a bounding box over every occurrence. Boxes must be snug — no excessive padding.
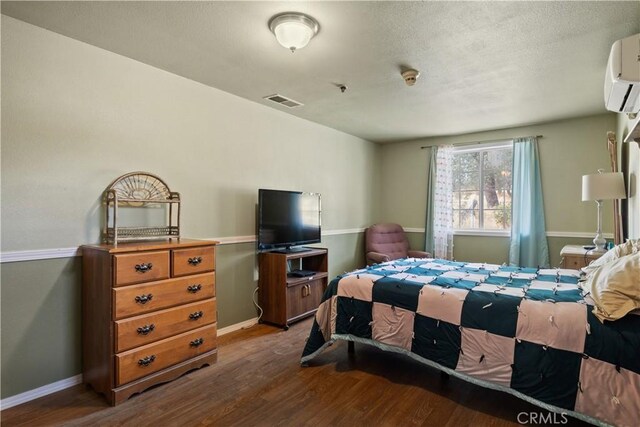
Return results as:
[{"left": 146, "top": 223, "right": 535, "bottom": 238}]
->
[{"left": 2, "top": 1, "right": 639, "bottom": 143}]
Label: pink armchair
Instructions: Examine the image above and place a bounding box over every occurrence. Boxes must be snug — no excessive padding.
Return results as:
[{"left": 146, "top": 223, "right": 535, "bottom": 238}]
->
[{"left": 365, "top": 223, "right": 432, "bottom": 265}]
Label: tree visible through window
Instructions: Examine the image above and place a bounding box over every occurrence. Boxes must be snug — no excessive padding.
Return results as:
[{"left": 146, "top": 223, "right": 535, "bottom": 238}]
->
[{"left": 452, "top": 143, "right": 512, "bottom": 230}]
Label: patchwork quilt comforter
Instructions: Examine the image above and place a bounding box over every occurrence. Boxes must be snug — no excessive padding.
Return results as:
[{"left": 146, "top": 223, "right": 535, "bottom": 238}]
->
[{"left": 301, "top": 258, "right": 640, "bottom": 427}]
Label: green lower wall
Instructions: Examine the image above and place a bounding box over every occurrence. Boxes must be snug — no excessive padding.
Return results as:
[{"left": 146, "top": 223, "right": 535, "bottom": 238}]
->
[
  {"left": 215, "top": 243, "right": 260, "bottom": 328},
  {"left": 315, "top": 233, "right": 367, "bottom": 276},
  {"left": 0, "top": 232, "right": 366, "bottom": 399},
  {"left": 1, "top": 258, "right": 82, "bottom": 398}
]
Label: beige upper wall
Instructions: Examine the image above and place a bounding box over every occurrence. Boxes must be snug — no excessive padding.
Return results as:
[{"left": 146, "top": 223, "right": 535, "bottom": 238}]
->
[
  {"left": 380, "top": 114, "right": 618, "bottom": 234},
  {"left": 1, "top": 14, "right": 625, "bottom": 252},
  {"left": 0, "top": 16, "right": 381, "bottom": 252}
]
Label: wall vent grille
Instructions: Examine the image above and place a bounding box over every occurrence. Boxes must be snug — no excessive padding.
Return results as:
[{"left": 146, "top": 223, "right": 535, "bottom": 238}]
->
[{"left": 263, "top": 94, "right": 303, "bottom": 108}]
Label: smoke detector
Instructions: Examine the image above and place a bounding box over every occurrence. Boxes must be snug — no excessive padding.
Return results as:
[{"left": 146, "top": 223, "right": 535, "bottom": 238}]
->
[{"left": 401, "top": 69, "right": 420, "bottom": 86}]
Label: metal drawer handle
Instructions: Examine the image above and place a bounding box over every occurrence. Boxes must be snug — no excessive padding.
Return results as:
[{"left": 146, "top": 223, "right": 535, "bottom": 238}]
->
[
  {"left": 135, "top": 263, "right": 153, "bottom": 273},
  {"left": 188, "top": 257, "right": 203, "bottom": 266},
  {"left": 190, "top": 338, "right": 204, "bottom": 347},
  {"left": 187, "top": 284, "right": 202, "bottom": 293},
  {"left": 135, "top": 293, "right": 153, "bottom": 304},
  {"left": 189, "top": 311, "right": 204, "bottom": 321},
  {"left": 138, "top": 355, "right": 156, "bottom": 366},
  {"left": 136, "top": 324, "right": 155, "bottom": 335}
]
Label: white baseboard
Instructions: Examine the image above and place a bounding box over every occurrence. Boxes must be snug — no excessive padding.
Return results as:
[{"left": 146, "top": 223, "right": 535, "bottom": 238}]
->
[
  {"left": 0, "top": 317, "right": 260, "bottom": 411},
  {"left": 218, "top": 317, "right": 259, "bottom": 335},
  {"left": 0, "top": 374, "right": 83, "bottom": 411}
]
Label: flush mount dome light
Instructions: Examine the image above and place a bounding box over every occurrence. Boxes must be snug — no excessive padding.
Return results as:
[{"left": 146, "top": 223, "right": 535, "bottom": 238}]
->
[{"left": 269, "top": 12, "right": 319, "bottom": 53}]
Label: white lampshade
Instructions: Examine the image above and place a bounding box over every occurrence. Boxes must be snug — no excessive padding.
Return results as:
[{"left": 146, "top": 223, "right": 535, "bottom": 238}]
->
[
  {"left": 582, "top": 171, "right": 626, "bottom": 201},
  {"left": 269, "top": 13, "right": 319, "bottom": 52}
]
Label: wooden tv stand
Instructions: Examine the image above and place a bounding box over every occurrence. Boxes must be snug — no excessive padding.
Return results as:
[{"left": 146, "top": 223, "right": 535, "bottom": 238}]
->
[{"left": 258, "top": 248, "right": 328, "bottom": 330}]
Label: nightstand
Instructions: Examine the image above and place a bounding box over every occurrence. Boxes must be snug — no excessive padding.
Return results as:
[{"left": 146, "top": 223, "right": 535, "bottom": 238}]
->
[{"left": 560, "top": 245, "right": 604, "bottom": 270}]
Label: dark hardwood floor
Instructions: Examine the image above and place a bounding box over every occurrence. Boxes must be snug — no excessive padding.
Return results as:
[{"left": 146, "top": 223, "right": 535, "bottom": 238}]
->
[{"left": 2, "top": 318, "right": 591, "bottom": 426}]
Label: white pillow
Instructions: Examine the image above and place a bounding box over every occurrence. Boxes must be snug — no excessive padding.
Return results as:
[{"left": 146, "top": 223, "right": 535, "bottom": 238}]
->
[
  {"left": 586, "top": 252, "right": 640, "bottom": 322},
  {"left": 582, "top": 240, "right": 636, "bottom": 274}
]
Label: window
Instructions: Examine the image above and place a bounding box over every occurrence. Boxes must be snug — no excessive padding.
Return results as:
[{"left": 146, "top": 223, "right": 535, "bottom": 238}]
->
[{"left": 451, "top": 142, "right": 512, "bottom": 231}]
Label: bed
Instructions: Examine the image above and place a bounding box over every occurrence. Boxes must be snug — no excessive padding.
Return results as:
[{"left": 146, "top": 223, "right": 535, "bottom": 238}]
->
[{"left": 301, "top": 256, "right": 640, "bottom": 427}]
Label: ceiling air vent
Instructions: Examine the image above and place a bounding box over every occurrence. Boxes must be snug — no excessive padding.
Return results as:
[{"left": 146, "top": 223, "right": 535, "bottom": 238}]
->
[{"left": 263, "top": 94, "right": 303, "bottom": 108}]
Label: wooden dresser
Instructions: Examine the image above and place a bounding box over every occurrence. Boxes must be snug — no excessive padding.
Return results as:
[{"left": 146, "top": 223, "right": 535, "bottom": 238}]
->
[{"left": 81, "top": 239, "right": 218, "bottom": 405}]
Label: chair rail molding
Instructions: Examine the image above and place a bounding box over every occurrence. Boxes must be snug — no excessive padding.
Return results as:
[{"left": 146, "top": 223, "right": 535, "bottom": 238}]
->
[
  {"left": 0, "top": 229, "right": 368, "bottom": 263},
  {"left": 1, "top": 229, "right": 609, "bottom": 263},
  {"left": 402, "top": 228, "right": 612, "bottom": 239}
]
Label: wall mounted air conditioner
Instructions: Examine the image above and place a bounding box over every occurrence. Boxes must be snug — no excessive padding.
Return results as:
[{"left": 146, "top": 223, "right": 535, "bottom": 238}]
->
[{"left": 604, "top": 33, "right": 640, "bottom": 114}]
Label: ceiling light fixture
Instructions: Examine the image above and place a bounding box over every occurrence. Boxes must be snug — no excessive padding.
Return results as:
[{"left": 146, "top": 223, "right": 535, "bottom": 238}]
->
[{"left": 269, "top": 12, "right": 319, "bottom": 53}]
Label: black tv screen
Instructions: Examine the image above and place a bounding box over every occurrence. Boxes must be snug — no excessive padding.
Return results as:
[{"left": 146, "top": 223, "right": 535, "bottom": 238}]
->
[{"left": 258, "top": 189, "right": 321, "bottom": 251}]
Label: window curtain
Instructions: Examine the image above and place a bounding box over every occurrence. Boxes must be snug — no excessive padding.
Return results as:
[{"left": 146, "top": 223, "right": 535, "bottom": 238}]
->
[
  {"left": 425, "top": 145, "right": 454, "bottom": 259},
  {"left": 509, "top": 137, "right": 550, "bottom": 268}
]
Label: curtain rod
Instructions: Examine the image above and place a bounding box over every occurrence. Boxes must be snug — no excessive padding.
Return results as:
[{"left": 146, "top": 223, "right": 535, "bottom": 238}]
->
[{"left": 420, "top": 135, "right": 543, "bottom": 149}]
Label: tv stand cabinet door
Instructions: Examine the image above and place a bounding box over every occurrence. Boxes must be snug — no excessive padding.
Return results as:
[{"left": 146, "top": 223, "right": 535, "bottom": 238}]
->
[{"left": 286, "top": 279, "right": 324, "bottom": 323}]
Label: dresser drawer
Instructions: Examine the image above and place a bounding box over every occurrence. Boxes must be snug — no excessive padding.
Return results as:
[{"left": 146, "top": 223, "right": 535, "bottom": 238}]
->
[
  {"left": 562, "top": 255, "right": 585, "bottom": 270},
  {"left": 115, "top": 323, "right": 217, "bottom": 386},
  {"left": 114, "top": 251, "right": 170, "bottom": 286},
  {"left": 172, "top": 246, "right": 215, "bottom": 277},
  {"left": 113, "top": 272, "right": 215, "bottom": 320},
  {"left": 115, "top": 299, "right": 217, "bottom": 352}
]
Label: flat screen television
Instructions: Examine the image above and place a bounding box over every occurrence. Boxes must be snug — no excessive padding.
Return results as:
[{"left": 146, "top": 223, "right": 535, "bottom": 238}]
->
[{"left": 257, "top": 189, "right": 321, "bottom": 252}]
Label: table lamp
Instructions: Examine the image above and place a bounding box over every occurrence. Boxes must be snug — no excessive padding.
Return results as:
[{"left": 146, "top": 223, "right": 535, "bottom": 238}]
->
[{"left": 581, "top": 170, "right": 626, "bottom": 252}]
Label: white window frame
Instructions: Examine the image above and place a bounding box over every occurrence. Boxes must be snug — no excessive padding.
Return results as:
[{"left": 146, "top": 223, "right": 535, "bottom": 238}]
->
[{"left": 452, "top": 140, "right": 513, "bottom": 237}]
